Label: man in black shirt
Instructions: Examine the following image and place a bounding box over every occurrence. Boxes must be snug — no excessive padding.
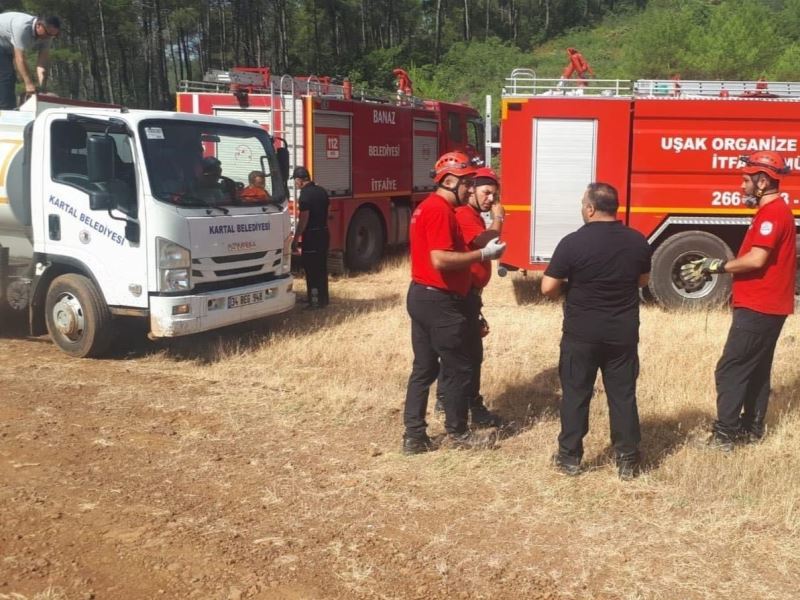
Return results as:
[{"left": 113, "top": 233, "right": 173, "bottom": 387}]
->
[
  {"left": 292, "top": 166, "right": 330, "bottom": 308},
  {"left": 541, "top": 183, "right": 651, "bottom": 480}
]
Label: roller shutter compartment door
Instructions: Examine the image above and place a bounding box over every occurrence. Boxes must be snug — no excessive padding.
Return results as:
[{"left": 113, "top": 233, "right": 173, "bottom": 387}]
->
[
  {"left": 313, "top": 112, "right": 351, "bottom": 196},
  {"left": 530, "top": 118, "right": 597, "bottom": 263},
  {"left": 413, "top": 119, "right": 438, "bottom": 192}
]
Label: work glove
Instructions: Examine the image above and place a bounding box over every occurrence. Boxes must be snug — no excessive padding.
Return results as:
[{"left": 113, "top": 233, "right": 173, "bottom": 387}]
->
[
  {"left": 680, "top": 258, "right": 726, "bottom": 285},
  {"left": 480, "top": 238, "right": 506, "bottom": 261}
]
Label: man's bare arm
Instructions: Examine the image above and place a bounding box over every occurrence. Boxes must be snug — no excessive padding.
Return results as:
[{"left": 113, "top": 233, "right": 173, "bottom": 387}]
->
[
  {"left": 13, "top": 48, "right": 36, "bottom": 92},
  {"left": 36, "top": 48, "right": 50, "bottom": 88}
]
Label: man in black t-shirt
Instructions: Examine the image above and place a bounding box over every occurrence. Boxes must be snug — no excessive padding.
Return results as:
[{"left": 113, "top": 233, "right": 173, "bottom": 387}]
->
[
  {"left": 541, "top": 183, "right": 651, "bottom": 480},
  {"left": 292, "top": 166, "right": 330, "bottom": 308}
]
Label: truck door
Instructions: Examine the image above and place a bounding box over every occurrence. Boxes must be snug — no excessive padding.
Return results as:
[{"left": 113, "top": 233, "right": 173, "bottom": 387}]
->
[
  {"left": 39, "top": 116, "right": 147, "bottom": 308},
  {"left": 500, "top": 98, "right": 632, "bottom": 268}
]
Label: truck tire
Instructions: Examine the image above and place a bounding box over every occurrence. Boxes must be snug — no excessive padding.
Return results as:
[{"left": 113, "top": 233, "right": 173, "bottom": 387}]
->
[
  {"left": 45, "top": 274, "right": 114, "bottom": 358},
  {"left": 649, "top": 231, "right": 734, "bottom": 310},
  {"left": 345, "top": 207, "right": 384, "bottom": 271}
]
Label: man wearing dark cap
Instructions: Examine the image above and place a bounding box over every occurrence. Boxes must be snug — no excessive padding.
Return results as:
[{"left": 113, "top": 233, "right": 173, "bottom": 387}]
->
[
  {"left": 192, "top": 156, "right": 227, "bottom": 204},
  {"left": 292, "top": 166, "right": 330, "bottom": 308},
  {"left": 0, "top": 12, "right": 60, "bottom": 109}
]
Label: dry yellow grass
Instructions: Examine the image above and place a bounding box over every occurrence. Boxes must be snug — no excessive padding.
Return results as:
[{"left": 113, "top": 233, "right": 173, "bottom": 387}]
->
[
  {"left": 142, "top": 258, "right": 800, "bottom": 598},
  {"left": 2, "top": 256, "right": 800, "bottom": 599}
]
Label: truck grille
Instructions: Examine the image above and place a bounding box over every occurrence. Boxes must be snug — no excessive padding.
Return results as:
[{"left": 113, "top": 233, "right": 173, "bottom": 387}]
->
[{"left": 191, "top": 249, "right": 283, "bottom": 284}]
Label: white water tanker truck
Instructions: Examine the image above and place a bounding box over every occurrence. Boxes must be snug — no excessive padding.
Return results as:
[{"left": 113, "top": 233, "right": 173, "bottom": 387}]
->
[{"left": 0, "top": 95, "right": 295, "bottom": 357}]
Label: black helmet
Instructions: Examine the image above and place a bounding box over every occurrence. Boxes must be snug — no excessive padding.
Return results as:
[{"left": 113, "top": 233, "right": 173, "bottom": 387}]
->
[{"left": 291, "top": 166, "right": 311, "bottom": 180}]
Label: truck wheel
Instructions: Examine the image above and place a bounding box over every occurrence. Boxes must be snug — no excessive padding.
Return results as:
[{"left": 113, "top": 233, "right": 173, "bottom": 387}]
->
[
  {"left": 45, "top": 274, "right": 113, "bottom": 358},
  {"left": 345, "top": 208, "right": 385, "bottom": 271},
  {"left": 649, "top": 231, "right": 734, "bottom": 310}
]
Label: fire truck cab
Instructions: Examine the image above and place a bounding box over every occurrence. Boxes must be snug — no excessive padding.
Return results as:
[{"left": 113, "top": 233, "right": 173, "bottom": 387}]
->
[
  {"left": 489, "top": 70, "right": 800, "bottom": 308},
  {"left": 177, "top": 68, "right": 483, "bottom": 272}
]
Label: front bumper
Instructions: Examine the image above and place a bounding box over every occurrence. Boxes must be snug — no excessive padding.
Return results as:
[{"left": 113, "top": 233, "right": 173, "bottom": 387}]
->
[{"left": 149, "top": 276, "right": 295, "bottom": 338}]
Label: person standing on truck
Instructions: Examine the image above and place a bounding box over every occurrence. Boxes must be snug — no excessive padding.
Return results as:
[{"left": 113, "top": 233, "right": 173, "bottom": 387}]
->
[
  {"left": 291, "top": 166, "right": 330, "bottom": 309},
  {"left": 434, "top": 167, "right": 505, "bottom": 428},
  {"left": 681, "top": 151, "right": 796, "bottom": 451},
  {"left": 402, "top": 152, "right": 507, "bottom": 455},
  {"left": 0, "top": 12, "right": 60, "bottom": 110},
  {"left": 541, "top": 183, "right": 651, "bottom": 480}
]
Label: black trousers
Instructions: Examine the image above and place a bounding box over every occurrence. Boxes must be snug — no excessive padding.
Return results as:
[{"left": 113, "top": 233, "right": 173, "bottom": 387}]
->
[
  {"left": 404, "top": 283, "right": 472, "bottom": 437},
  {"left": 302, "top": 229, "right": 329, "bottom": 307},
  {"left": 713, "top": 308, "right": 786, "bottom": 439},
  {"left": 435, "top": 291, "right": 483, "bottom": 409},
  {"left": 558, "top": 337, "right": 641, "bottom": 462},
  {"left": 0, "top": 48, "right": 17, "bottom": 110}
]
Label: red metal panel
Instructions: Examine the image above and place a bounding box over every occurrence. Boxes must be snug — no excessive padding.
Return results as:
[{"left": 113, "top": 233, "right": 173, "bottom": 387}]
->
[
  {"left": 630, "top": 98, "right": 800, "bottom": 236},
  {"left": 499, "top": 97, "right": 633, "bottom": 271}
]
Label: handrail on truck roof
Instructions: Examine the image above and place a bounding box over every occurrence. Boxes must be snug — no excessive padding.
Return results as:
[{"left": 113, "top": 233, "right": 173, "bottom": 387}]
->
[
  {"left": 501, "top": 69, "right": 800, "bottom": 100},
  {"left": 178, "top": 70, "right": 430, "bottom": 108}
]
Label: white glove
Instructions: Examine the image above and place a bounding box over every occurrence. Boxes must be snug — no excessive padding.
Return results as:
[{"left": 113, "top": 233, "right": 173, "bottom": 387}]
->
[{"left": 480, "top": 238, "right": 506, "bottom": 261}]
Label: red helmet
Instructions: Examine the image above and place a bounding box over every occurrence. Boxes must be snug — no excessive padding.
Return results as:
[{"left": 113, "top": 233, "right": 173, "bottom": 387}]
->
[
  {"left": 431, "top": 151, "right": 477, "bottom": 183},
  {"left": 473, "top": 167, "right": 499, "bottom": 186},
  {"left": 740, "top": 151, "right": 790, "bottom": 181}
]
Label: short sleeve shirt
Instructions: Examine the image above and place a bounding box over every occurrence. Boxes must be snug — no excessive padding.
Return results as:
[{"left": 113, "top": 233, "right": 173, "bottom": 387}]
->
[
  {"left": 545, "top": 220, "right": 652, "bottom": 345},
  {"left": 733, "top": 198, "right": 796, "bottom": 315},
  {"left": 410, "top": 193, "right": 471, "bottom": 296},
  {"left": 455, "top": 205, "right": 491, "bottom": 289},
  {"left": 0, "top": 13, "right": 50, "bottom": 53},
  {"left": 298, "top": 182, "right": 329, "bottom": 230}
]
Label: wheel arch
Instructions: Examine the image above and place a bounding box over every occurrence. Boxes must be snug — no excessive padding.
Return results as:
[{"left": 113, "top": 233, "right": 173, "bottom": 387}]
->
[{"left": 30, "top": 254, "right": 106, "bottom": 336}]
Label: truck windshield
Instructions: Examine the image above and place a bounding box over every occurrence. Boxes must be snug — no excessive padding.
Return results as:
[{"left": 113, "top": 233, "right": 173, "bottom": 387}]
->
[{"left": 138, "top": 119, "right": 285, "bottom": 207}]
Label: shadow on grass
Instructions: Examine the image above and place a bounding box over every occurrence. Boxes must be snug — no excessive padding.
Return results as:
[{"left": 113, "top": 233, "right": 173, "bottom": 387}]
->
[
  {"left": 7, "top": 292, "right": 397, "bottom": 363},
  {"left": 509, "top": 272, "right": 551, "bottom": 306},
  {"left": 490, "top": 366, "right": 561, "bottom": 437},
  {"left": 570, "top": 407, "right": 710, "bottom": 473},
  {"left": 112, "top": 293, "right": 402, "bottom": 363}
]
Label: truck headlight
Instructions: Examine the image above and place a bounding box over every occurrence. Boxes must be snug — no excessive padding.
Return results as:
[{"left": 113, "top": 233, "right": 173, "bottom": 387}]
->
[{"left": 157, "top": 237, "right": 192, "bottom": 292}]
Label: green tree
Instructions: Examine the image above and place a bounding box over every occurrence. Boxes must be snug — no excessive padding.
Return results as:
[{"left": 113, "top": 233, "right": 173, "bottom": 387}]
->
[{"left": 685, "top": 0, "right": 777, "bottom": 79}]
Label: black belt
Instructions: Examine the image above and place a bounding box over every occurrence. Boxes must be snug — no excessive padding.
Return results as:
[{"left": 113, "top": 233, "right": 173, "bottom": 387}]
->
[
  {"left": 412, "top": 281, "right": 464, "bottom": 299},
  {"left": 305, "top": 227, "right": 328, "bottom": 232}
]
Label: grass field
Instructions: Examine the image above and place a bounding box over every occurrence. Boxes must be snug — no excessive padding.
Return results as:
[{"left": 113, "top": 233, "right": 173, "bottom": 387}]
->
[{"left": 2, "top": 258, "right": 799, "bottom": 599}]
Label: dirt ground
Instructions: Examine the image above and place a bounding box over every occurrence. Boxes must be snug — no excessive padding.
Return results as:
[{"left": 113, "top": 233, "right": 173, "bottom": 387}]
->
[
  {"left": 0, "top": 312, "right": 560, "bottom": 599},
  {"left": 2, "top": 267, "right": 799, "bottom": 600}
]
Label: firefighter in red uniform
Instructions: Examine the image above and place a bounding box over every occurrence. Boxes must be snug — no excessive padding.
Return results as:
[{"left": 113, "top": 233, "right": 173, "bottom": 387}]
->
[
  {"left": 434, "top": 167, "right": 505, "bottom": 427},
  {"left": 402, "top": 152, "right": 507, "bottom": 454},
  {"left": 682, "top": 151, "right": 796, "bottom": 450},
  {"left": 559, "top": 47, "right": 594, "bottom": 87}
]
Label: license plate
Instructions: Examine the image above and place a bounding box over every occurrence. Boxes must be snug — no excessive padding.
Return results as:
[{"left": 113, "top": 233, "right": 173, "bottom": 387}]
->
[{"left": 227, "top": 290, "right": 265, "bottom": 309}]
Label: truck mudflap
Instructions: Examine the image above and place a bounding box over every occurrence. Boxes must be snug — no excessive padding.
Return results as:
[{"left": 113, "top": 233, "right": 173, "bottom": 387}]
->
[{"left": 149, "top": 276, "right": 295, "bottom": 338}]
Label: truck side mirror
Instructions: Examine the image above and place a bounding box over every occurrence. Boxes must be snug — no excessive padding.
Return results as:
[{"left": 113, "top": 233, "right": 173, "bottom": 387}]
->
[
  {"left": 276, "top": 147, "right": 290, "bottom": 183},
  {"left": 89, "top": 190, "right": 113, "bottom": 211},
  {"left": 87, "top": 135, "right": 115, "bottom": 183}
]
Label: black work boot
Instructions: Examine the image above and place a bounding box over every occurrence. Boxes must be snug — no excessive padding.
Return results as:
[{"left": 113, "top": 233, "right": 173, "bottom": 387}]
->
[
  {"left": 707, "top": 431, "right": 735, "bottom": 453},
  {"left": 737, "top": 416, "right": 765, "bottom": 445},
  {"left": 552, "top": 453, "right": 582, "bottom": 476},
  {"left": 616, "top": 451, "right": 641, "bottom": 481},
  {"left": 442, "top": 429, "right": 498, "bottom": 450},
  {"left": 470, "top": 403, "right": 504, "bottom": 428},
  {"left": 402, "top": 434, "right": 434, "bottom": 455}
]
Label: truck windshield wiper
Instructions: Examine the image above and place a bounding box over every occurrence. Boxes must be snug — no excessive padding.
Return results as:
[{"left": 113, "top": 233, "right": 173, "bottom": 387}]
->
[{"left": 177, "top": 193, "right": 230, "bottom": 215}]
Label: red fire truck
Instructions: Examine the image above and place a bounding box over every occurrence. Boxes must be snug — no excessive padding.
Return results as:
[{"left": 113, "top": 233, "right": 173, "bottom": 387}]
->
[
  {"left": 488, "top": 70, "right": 800, "bottom": 308},
  {"left": 177, "top": 68, "right": 483, "bottom": 271}
]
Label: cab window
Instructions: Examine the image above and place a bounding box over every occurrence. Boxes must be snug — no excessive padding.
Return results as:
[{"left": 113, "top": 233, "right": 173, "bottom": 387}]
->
[{"left": 447, "top": 113, "right": 463, "bottom": 143}]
